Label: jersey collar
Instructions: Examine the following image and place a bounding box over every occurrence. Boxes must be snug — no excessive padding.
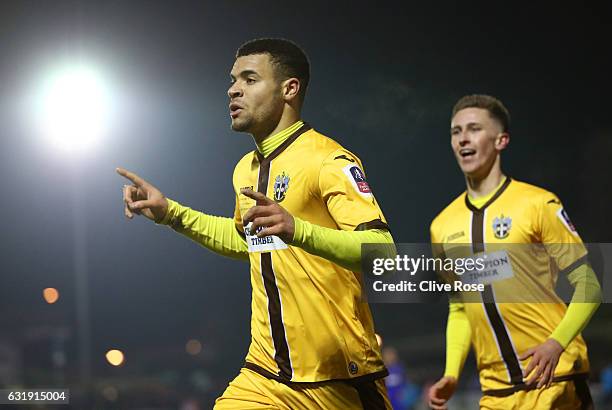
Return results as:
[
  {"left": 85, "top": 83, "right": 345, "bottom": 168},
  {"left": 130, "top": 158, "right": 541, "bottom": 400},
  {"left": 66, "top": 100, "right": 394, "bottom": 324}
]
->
[
  {"left": 257, "top": 120, "right": 304, "bottom": 157},
  {"left": 464, "top": 177, "right": 512, "bottom": 212},
  {"left": 255, "top": 122, "right": 311, "bottom": 164}
]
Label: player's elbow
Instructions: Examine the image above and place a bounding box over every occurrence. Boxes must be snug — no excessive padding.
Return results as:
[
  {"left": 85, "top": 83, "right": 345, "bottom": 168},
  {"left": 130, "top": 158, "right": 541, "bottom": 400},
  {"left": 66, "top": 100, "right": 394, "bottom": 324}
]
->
[{"left": 360, "top": 229, "right": 397, "bottom": 275}]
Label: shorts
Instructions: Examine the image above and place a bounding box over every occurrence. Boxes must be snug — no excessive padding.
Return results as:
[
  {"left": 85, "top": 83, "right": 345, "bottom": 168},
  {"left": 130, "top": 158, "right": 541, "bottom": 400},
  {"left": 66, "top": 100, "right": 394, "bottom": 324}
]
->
[
  {"left": 214, "top": 367, "right": 391, "bottom": 410},
  {"left": 480, "top": 378, "right": 593, "bottom": 410}
]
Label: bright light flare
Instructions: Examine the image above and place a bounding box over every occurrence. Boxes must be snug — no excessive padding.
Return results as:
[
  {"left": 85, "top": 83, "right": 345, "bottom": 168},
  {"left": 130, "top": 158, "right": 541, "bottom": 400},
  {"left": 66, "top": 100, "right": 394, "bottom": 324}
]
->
[
  {"left": 105, "top": 349, "right": 125, "bottom": 366},
  {"left": 35, "top": 64, "right": 110, "bottom": 152}
]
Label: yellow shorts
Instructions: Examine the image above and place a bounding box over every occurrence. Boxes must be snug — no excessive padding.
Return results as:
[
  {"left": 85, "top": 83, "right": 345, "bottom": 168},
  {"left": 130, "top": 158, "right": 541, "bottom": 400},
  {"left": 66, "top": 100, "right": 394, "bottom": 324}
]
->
[
  {"left": 479, "top": 379, "right": 593, "bottom": 410},
  {"left": 214, "top": 367, "right": 391, "bottom": 410}
]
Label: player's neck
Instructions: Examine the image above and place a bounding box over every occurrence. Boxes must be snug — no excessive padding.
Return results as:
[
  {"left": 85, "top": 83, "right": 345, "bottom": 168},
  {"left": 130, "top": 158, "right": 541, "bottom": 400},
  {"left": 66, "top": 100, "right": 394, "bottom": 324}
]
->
[
  {"left": 252, "top": 107, "right": 301, "bottom": 145},
  {"left": 465, "top": 163, "right": 505, "bottom": 199}
]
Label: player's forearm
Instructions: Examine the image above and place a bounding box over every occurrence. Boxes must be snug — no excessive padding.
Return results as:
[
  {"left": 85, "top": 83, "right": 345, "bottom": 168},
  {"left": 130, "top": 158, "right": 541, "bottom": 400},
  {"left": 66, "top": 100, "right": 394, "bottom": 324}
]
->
[
  {"left": 291, "top": 217, "right": 395, "bottom": 272},
  {"left": 550, "top": 264, "right": 601, "bottom": 348},
  {"left": 159, "top": 199, "right": 249, "bottom": 260},
  {"left": 444, "top": 302, "right": 472, "bottom": 379}
]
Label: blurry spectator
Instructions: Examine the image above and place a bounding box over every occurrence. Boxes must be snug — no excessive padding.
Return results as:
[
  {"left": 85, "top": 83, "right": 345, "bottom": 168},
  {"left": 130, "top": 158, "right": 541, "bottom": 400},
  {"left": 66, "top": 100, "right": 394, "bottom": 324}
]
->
[
  {"left": 601, "top": 365, "right": 612, "bottom": 405},
  {"left": 383, "top": 346, "right": 420, "bottom": 409}
]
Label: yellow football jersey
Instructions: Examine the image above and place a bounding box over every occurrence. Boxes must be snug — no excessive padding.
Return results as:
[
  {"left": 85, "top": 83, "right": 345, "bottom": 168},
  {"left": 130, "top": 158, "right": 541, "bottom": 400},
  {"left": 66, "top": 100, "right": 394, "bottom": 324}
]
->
[
  {"left": 232, "top": 123, "right": 389, "bottom": 383},
  {"left": 430, "top": 177, "right": 590, "bottom": 393}
]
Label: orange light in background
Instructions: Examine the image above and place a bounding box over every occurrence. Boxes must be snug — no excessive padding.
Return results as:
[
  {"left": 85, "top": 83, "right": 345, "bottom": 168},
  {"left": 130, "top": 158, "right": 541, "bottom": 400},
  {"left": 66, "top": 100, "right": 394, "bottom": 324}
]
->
[
  {"left": 375, "top": 333, "right": 383, "bottom": 347},
  {"left": 43, "top": 288, "right": 59, "bottom": 304},
  {"left": 186, "top": 339, "right": 202, "bottom": 356},
  {"left": 105, "top": 349, "right": 124, "bottom": 366}
]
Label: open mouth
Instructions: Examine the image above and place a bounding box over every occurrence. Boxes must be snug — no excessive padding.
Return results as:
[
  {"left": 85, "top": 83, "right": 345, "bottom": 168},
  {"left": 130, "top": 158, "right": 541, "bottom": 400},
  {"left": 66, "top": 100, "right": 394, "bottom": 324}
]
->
[
  {"left": 229, "top": 103, "right": 243, "bottom": 118},
  {"left": 459, "top": 148, "right": 476, "bottom": 158}
]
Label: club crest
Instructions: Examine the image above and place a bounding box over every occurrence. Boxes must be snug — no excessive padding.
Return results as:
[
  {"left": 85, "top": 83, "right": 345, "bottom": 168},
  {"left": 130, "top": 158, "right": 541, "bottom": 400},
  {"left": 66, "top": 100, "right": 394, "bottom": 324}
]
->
[
  {"left": 273, "top": 172, "right": 290, "bottom": 202},
  {"left": 492, "top": 214, "right": 512, "bottom": 239}
]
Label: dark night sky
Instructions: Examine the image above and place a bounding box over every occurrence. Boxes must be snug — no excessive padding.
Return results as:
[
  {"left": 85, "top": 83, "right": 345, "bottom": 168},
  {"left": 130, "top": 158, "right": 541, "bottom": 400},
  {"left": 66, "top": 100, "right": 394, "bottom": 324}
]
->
[{"left": 0, "top": 0, "right": 610, "bottom": 400}]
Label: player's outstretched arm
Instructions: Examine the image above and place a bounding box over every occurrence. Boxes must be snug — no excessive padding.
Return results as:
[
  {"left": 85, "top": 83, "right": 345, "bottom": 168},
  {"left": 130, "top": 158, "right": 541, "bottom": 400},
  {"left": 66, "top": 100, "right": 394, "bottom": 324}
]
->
[{"left": 117, "top": 167, "right": 248, "bottom": 260}]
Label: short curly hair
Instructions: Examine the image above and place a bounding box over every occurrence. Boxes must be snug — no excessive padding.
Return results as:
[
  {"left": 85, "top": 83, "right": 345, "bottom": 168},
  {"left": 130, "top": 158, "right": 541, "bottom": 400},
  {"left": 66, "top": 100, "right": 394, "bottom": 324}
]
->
[{"left": 236, "top": 38, "right": 310, "bottom": 102}]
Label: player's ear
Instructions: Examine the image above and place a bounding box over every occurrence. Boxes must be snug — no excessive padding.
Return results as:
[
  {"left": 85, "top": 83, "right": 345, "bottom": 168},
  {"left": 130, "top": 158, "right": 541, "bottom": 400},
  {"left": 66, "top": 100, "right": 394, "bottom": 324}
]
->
[
  {"left": 281, "top": 78, "right": 300, "bottom": 103},
  {"left": 496, "top": 132, "right": 510, "bottom": 151}
]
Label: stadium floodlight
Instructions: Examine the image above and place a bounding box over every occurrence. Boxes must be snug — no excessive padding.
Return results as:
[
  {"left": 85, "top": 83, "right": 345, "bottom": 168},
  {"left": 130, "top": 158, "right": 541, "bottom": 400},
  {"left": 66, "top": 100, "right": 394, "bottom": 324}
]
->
[
  {"left": 34, "top": 63, "right": 110, "bottom": 152},
  {"left": 29, "top": 60, "right": 113, "bottom": 385}
]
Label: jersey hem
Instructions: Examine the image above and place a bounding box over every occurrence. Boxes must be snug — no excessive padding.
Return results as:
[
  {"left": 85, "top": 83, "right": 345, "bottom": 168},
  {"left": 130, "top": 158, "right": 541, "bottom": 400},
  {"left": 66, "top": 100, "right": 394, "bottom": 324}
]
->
[
  {"left": 244, "top": 361, "right": 389, "bottom": 386},
  {"left": 481, "top": 372, "right": 589, "bottom": 397}
]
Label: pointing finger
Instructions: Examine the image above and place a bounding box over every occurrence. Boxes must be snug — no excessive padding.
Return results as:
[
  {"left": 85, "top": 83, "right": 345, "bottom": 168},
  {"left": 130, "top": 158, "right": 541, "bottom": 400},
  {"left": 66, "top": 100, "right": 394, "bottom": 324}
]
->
[
  {"left": 116, "top": 167, "right": 149, "bottom": 188},
  {"left": 240, "top": 188, "right": 273, "bottom": 205}
]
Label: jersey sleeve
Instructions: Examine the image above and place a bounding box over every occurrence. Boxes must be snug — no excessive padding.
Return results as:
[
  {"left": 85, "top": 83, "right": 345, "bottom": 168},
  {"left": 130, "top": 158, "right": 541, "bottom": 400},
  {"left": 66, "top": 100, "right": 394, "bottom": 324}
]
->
[
  {"left": 292, "top": 217, "right": 395, "bottom": 273},
  {"left": 550, "top": 264, "right": 601, "bottom": 347},
  {"left": 318, "top": 149, "right": 388, "bottom": 231},
  {"left": 537, "top": 193, "right": 588, "bottom": 272},
  {"left": 160, "top": 199, "right": 248, "bottom": 260},
  {"left": 444, "top": 301, "right": 472, "bottom": 379}
]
